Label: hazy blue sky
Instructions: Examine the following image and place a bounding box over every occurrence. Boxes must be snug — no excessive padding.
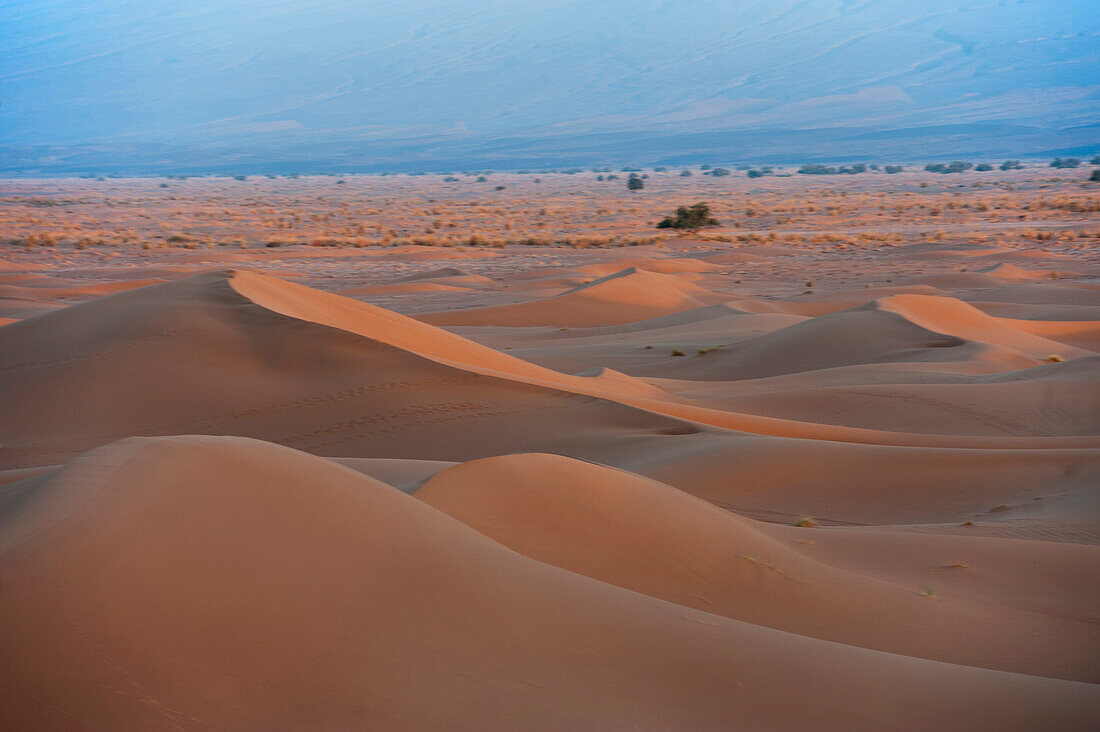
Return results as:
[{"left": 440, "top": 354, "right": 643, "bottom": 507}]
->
[{"left": 1, "top": 1, "right": 1097, "bottom": 169}]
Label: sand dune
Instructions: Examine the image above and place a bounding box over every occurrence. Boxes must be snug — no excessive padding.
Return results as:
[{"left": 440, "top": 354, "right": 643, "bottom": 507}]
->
[
  {"left": 0, "top": 277, "right": 165, "bottom": 301},
  {"left": 621, "top": 432, "right": 1100, "bottom": 527},
  {"left": 2, "top": 213, "right": 1098, "bottom": 730},
  {"left": 2, "top": 436, "right": 1096, "bottom": 729},
  {"left": 976, "top": 262, "right": 1054, "bottom": 281},
  {"left": 416, "top": 453, "right": 1099, "bottom": 680},
  {"left": 688, "top": 358, "right": 1100, "bottom": 436},
  {"left": 642, "top": 294, "right": 1086, "bottom": 382},
  {"left": 0, "top": 270, "right": 697, "bottom": 469},
  {"left": 421, "top": 267, "right": 720, "bottom": 326},
  {"left": 338, "top": 280, "right": 468, "bottom": 295},
  {"left": 0, "top": 295, "right": 66, "bottom": 318},
  {"left": 575, "top": 256, "right": 723, "bottom": 276},
  {"left": 969, "top": 283, "right": 1100, "bottom": 306}
]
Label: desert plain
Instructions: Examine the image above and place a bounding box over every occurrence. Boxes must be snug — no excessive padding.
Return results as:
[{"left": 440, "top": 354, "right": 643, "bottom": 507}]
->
[{"left": 1, "top": 165, "right": 1099, "bottom": 729}]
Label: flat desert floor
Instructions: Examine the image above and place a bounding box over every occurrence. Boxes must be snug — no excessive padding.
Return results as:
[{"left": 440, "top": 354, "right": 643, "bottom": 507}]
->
[{"left": 1, "top": 168, "right": 1099, "bottom": 729}]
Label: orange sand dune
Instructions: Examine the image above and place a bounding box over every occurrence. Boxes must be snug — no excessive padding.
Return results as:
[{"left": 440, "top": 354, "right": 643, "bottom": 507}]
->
[
  {"left": 0, "top": 277, "right": 165, "bottom": 300},
  {"left": 1003, "top": 317, "right": 1100, "bottom": 350},
  {"left": 2, "top": 178, "right": 1100, "bottom": 728},
  {"left": 2, "top": 173, "right": 1098, "bottom": 729},
  {"left": 338, "top": 281, "right": 468, "bottom": 295},
  {"left": 976, "top": 262, "right": 1057, "bottom": 280},
  {"left": 574, "top": 255, "right": 723, "bottom": 276},
  {"left": 969, "top": 283, "right": 1100, "bottom": 306},
  {"left": 5, "top": 269, "right": 1093, "bottom": 479},
  {"left": 621, "top": 432, "right": 1100, "bottom": 527},
  {"left": 642, "top": 294, "right": 1087, "bottom": 382},
  {"left": 421, "top": 267, "right": 721, "bottom": 326},
  {"left": 392, "top": 267, "right": 496, "bottom": 287},
  {"left": 416, "top": 453, "right": 1099, "bottom": 680},
  {"left": 887, "top": 243, "right": 1017, "bottom": 260},
  {"left": 0, "top": 295, "right": 66, "bottom": 318},
  {"left": 0, "top": 270, "right": 698, "bottom": 469},
  {"left": 2, "top": 436, "right": 1096, "bottom": 729},
  {"left": 684, "top": 357, "right": 1100, "bottom": 436}
]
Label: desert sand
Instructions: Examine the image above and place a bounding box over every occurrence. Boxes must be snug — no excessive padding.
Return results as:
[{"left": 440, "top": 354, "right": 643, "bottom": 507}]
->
[{"left": 1, "top": 168, "right": 1098, "bottom": 729}]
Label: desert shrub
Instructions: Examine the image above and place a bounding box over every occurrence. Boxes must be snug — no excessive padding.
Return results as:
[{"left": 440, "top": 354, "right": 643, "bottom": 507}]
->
[
  {"left": 975, "top": 163, "right": 993, "bottom": 171},
  {"left": 1050, "top": 158, "right": 1081, "bottom": 169},
  {"left": 708, "top": 167, "right": 731, "bottom": 177},
  {"left": 656, "top": 202, "right": 719, "bottom": 231},
  {"left": 883, "top": 165, "right": 904, "bottom": 174},
  {"left": 627, "top": 176, "right": 645, "bottom": 190},
  {"left": 746, "top": 169, "right": 765, "bottom": 178},
  {"left": 999, "top": 160, "right": 1023, "bottom": 170},
  {"left": 799, "top": 163, "right": 837, "bottom": 175},
  {"left": 1090, "top": 169, "right": 1100, "bottom": 182},
  {"left": 680, "top": 170, "right": 692, "bottom": 177}
]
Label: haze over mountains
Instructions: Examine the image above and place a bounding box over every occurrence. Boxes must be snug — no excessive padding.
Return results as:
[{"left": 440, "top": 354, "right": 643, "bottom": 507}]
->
[{"left": 2, "top": 0, "right": 1098, "bottom": 173}]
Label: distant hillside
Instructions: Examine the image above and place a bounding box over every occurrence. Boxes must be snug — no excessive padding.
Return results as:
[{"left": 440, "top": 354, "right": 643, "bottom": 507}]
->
[{"left": 1, "top": 0, "right": 1097, "bottom": 173}]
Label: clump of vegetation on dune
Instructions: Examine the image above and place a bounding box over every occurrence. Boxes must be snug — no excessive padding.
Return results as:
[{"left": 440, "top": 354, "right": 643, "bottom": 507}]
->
[{"left": 656, "top": 202, "right": 720, "bottom": 232}]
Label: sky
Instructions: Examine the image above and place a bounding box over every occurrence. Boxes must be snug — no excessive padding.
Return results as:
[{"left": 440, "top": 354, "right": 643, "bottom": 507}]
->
[{"left": 1, "top": 0, "right": 1097, "bottom": 171}]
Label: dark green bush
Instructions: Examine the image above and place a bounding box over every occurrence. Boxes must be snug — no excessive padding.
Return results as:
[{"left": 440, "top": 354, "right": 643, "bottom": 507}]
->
[{"left": 656, "top": 203, "right": 719, "bottom": 231}]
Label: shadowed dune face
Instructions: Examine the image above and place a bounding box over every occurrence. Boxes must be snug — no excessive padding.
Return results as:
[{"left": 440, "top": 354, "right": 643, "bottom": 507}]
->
[
  {"left": 1, "top": 189, "right": 1099, "bottom": 730},
  {"left": 0, "top": 270, "right": 700, "bottom": 470}
]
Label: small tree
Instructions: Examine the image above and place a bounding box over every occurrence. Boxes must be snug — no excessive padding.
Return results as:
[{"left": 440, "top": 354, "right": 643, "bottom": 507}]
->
[
  {"left": 627, "top": 176, "right": 645, "bottom": 190},
  {"left": 1090, "top": 169, "right": 1100, "bottom": 182},
  {"left": 656, "top": 203, "right": 719, "bottom": 232}
]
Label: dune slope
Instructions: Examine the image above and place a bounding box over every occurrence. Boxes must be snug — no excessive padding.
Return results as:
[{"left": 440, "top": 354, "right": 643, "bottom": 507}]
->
[
  {"left": 421, "top": 267, "right": 719, "bottom": 326},
  {"left": 416, "top": 453, "right": 1100, "bottom": 679},
  {"left": 0, "top": 270, "right": 697, "bottom": 469},
  {"left": 1, "top": 436, "right": 1097, "bottom": 730}
]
